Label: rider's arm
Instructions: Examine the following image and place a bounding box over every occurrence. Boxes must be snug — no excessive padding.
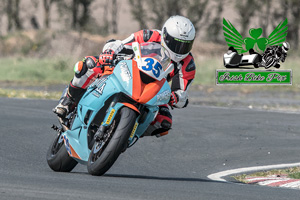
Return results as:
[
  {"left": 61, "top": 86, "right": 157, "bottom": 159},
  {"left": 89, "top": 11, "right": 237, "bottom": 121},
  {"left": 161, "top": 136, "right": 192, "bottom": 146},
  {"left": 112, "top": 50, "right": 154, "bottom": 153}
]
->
[
  {"left": 101, "top": 33, "right": 136, "bottom": 55},
  {"left": 102, "top": 29, "right": 162, "bottom": 55},
  {"left": 102, "top": 39, "right": 124, "bottom": 54},
  {"left": 168, "top": 54, "right": 196, "bottom": 108}
]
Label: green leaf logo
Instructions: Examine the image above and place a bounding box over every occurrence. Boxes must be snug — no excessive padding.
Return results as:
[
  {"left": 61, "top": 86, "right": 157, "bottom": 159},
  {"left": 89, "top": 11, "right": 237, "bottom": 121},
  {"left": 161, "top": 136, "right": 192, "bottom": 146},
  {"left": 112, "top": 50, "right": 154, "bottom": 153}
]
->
[{"left": 223, "top": 18, "right": 288, "bottom": 54}]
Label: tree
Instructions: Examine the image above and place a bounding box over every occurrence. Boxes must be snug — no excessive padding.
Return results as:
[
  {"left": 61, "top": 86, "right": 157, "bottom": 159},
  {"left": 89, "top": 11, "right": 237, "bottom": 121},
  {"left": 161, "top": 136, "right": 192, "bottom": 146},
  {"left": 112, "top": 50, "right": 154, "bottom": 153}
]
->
[
  {"left": 287, "top": 0, "right": 300, "bottom": 49},
  {"left": 129, "top": 0, "right": 210, "bottom": 34},
  {"left": 5, "top": 0, "right": 23, "bottom": 32},
  {"left": 43, "top": 0, "right": 56, "bottom": 28},
  {"left": 78, "top": 0, "right": 92, "bottom": 28},
  {"left": 148, "top": 0, "right": 184, "bottom": 28},
  {"left": 72, "top": 0, "right": 79, "bottom": 29},
  {"left": 185, "top": 0, "right": 209, "bottom": 31},
  {"left": 235, "top": 0, "right": 259, "bottom": 37},
  {"left": 206, "top": 0, "right": 223, "bottom": 43},
  {"left": 128, "top": 0, "right": 148, "bottom": 29},
  {"left": 256, "top": 0, "right": 272, "bottom": 38},
  {"left": 271, "top": 0, "right": 299, "bottom": 49},
  {"left": 13, "top": 0, "right": 22, "bottom": 30},
  {"left": 111, "top": 0, "right": 118, "bottom": 34},
  {"left": 30, "top": 0, "right": 40, "bottom": 29},
  {"left": 6, "top": 0, "right": 13, "bottom": 31},
  {"left": 70, "top": 0, "right": 92, "bottom": 30},
  {"left": 100, "top": 0, "right": 110, "bottom": 35}
]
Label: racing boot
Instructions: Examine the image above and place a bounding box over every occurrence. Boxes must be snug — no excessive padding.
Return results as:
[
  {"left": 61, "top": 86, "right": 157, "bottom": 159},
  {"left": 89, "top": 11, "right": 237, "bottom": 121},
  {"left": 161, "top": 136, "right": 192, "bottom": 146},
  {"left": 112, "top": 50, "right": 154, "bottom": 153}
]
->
[
  {"left": 142, "top": 105, "right": 172, "bottom": 137},
  {"left": 53, "top": 83, "right": 86, "bottom": 118}
]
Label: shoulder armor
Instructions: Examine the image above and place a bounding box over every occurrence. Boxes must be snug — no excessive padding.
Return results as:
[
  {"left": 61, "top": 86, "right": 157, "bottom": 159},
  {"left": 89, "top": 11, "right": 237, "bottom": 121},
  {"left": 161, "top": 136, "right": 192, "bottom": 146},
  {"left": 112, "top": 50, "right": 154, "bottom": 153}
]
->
[
  {"left": 143, "top": 29, "right": 153, "bottom": 42},
  {"left": 85, "top": 57, "right": 97, "bottom": 69}
]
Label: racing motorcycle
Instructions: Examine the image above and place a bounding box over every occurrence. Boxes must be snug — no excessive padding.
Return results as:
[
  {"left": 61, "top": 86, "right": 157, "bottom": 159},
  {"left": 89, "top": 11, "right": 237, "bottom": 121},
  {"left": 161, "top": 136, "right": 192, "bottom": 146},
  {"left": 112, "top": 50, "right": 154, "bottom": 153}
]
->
[
  {"left": 258, "top": 49, "right": 283, "bottom": 69},
  {"left": 47, "top": 42, "right": 173, "bottom": 176}
]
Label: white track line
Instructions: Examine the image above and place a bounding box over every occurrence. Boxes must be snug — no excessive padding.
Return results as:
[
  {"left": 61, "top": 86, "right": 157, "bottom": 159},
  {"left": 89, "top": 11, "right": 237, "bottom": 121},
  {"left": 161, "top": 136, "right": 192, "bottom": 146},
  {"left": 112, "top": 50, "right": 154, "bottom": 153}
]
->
[{"left": 207, "top": 162, "right": 300, "bottom": 182}]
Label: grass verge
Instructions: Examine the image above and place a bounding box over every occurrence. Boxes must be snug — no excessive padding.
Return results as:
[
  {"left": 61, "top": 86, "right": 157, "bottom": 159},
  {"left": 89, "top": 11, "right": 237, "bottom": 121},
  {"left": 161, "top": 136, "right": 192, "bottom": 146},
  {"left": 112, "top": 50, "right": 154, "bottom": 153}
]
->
[
  {"left": 0, "top": 57, "right": 74, "bottom": 85},
  {"left": 233, "top": 167, "right": 300, "bottom": 183},
  {"left": 0, "top": 56, "right": 299, "bottom": 100},
  {"left": 1, "top": 55, "right": 299, "bottom": 87},
  {"left": 0, "top": 88, "right": 61, "bottom": 99}
]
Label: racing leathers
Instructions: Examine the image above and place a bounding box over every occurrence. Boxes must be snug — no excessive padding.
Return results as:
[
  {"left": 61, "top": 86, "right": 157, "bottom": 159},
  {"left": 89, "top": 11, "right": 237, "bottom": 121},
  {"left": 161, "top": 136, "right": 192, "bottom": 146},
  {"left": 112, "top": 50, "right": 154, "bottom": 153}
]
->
[{"left": 54, "top": 29, "right": 196, "bottom": 137}]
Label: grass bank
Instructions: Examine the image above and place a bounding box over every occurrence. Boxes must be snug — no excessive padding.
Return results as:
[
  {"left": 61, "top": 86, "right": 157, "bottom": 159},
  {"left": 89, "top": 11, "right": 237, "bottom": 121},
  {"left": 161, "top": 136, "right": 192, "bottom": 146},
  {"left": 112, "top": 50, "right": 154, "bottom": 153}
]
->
[
  {"left": 0, "top": 56, "right": 299, "bottom": 100},
  {"left": 1, "top": 56, "right": 299, "bottom": 86},
  {"left": 0, "top": 88, "right": 61, "bottom": 99},
  {"left": 234, "top": 167, "right": 300, "bottom": 183},
  {"left": 0, "top": 57, "right": 74, "bottom": 85}
]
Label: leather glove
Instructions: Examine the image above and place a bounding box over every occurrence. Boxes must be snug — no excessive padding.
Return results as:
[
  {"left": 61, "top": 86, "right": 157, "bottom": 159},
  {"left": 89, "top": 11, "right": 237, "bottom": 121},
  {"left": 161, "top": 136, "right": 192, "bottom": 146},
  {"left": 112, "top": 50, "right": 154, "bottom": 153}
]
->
[
  {"left": 168, "top": 91, "right": 178, "bottom": 107},
  {"left": 99, "top": 49, "right": 115, "bottom": 66}
]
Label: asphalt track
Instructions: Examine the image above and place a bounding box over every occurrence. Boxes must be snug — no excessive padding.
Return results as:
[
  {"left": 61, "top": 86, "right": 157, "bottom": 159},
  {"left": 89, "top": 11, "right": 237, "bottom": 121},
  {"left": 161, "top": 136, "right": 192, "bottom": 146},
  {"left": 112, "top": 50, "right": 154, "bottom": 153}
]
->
[{"left": 1, "top": 97, "right": 300, "bottom": 200}]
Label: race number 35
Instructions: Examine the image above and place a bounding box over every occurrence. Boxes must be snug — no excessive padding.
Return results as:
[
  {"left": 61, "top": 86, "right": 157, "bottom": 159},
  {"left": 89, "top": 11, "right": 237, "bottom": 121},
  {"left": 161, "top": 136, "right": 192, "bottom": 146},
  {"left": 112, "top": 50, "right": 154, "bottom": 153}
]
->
[{"left": 142, "top": 58, "right": 162, "bottom": 78}]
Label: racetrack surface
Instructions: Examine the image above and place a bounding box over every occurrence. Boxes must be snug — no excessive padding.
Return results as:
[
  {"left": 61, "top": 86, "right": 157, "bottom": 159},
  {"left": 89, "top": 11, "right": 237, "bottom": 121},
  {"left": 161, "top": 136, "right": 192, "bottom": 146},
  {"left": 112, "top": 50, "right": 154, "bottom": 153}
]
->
[{"left": 0, "top": 98, "right": 300, "bottom": 200}]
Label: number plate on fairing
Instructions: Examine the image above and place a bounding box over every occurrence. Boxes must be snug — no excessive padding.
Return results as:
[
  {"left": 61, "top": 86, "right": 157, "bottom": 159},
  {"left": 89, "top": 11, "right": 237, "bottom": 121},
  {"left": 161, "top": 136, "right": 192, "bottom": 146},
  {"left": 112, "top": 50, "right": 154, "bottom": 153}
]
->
[{"left": 138, "top": 57, "right": 164, "bottom": 81}]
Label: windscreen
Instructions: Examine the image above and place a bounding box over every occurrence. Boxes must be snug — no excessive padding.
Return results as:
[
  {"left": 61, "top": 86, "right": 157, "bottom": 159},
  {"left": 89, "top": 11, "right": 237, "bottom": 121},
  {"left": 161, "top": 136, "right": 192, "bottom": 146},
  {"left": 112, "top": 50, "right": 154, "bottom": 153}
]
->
[{"left": 139, "top": 42, "right": 171, "bottom": 71}]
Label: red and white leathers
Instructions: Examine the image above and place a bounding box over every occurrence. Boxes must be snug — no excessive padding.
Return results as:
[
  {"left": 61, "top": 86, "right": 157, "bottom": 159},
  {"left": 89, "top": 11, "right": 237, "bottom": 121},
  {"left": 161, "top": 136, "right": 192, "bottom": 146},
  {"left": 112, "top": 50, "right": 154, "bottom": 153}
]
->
[{"left": 67, "top": 29, "right": 196, "bottom": 136}]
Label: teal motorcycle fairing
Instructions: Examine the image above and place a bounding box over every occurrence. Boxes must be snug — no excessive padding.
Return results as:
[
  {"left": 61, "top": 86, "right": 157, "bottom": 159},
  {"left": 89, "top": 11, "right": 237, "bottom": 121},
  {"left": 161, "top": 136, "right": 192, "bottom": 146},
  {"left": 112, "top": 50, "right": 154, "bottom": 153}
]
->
[{"left": 61, "top": 57, "right": 171, "bottom": 164}]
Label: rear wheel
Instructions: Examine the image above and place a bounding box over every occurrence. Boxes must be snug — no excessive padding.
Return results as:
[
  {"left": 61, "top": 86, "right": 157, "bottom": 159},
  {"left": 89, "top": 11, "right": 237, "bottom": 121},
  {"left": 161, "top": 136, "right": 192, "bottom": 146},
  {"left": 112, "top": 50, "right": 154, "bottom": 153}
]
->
[
  {"left": 46, "top": 132, "right": 78, "bottom": 172},
  {"left": 87, "top": 107, "right": 137, "bottom": 176}
]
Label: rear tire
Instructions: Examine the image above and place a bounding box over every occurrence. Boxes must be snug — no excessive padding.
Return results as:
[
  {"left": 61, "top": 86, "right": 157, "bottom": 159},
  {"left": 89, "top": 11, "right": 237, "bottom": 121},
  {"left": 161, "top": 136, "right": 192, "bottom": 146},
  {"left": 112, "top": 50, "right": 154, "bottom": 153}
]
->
[
  {"left": 46, "top": 133, "right": 78, "bottom": 172},
  {"left": 87, "top": 107, "right": 137, "bottom": 176}
]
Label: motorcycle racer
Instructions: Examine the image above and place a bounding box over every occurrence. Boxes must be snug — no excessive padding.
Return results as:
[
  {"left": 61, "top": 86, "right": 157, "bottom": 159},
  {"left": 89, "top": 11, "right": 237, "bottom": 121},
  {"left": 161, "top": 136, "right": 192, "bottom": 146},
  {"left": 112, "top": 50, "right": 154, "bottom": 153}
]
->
[
  {"left": 259, "top": 42, "right": 290, "bottom": 68},
  {"left": 53, "top": 15, "right": 196, "bottom": 137}
]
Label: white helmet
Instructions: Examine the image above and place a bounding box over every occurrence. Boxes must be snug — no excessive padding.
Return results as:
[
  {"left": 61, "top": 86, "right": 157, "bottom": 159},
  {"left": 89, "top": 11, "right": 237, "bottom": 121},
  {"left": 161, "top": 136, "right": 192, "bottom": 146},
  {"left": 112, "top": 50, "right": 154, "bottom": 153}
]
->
[
  {"left": 282, "top": 42, "right": 290, "bottom": 53},
  {"left": 161, "top": 15, "right": 196, "bottom": 62}
]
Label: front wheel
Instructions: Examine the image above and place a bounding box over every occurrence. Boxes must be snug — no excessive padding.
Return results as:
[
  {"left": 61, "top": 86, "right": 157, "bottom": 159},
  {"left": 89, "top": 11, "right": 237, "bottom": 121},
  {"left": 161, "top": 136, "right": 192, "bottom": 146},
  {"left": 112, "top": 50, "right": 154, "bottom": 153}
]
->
[
  {"left": 87, "top": 107, "right": 137, "bottom": 176},
  {"left": 46, "top": 133, "right": 78, "bottom": 172}
]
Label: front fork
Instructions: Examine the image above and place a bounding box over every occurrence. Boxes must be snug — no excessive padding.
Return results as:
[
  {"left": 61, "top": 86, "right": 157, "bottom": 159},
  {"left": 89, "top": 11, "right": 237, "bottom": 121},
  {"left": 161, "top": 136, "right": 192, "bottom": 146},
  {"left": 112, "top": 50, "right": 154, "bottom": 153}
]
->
[{"left": 93, "top": 92, "right": 140, "bottom": 142}]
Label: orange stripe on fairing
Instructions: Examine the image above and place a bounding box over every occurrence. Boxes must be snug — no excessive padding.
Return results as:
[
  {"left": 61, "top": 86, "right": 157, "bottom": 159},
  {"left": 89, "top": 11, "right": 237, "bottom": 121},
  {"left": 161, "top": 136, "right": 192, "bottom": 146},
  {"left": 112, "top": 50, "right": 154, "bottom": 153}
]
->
[
  {"left": 139, "top": 79, "right": 165, "bottom": 104},
  {"left": 131, "top": 60, "right": 166, "bottom": 104},
  {"left": 132, "top": 60, "right": 144, "bottom": 101},
  {"left": 63, "top": 138, "right": 81, "bottom": 159},
  {"left": 121, "top": 103, "right": 140, "bottom": 113},
  {"left": 69, "top": 145, "right": 81, "bottom": 160}
]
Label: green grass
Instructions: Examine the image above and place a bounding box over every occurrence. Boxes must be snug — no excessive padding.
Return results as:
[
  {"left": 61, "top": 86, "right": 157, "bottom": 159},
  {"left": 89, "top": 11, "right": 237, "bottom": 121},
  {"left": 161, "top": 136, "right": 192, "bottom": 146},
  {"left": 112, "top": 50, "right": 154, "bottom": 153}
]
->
[
  {"left": 233, "top": 167, "right": 300, "bottom": 183},
  {"left": 194, "top": 56, "right": 222, "bottom": 85},
  {"left": 0, "top": 57, "right": 74, "bottom": 85},
  {"left": 0, "top": 88, "right": 61, "bottom": 99}
]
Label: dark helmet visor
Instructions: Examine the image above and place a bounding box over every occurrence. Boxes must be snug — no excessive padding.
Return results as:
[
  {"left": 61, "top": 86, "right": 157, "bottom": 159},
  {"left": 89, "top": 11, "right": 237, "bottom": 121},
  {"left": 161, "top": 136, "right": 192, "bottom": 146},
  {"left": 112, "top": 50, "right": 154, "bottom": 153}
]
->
[{"left": 163, "top": 28, "right": 194, "bottom": 55}]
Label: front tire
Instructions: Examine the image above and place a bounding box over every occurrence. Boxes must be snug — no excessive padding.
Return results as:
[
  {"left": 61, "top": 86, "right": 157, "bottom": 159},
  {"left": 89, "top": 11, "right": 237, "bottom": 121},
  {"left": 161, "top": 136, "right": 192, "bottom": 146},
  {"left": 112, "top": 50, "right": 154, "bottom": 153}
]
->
[
  {"left": 87, "top": 107, "right": 137, "bottom": 176},
  {"left": 46, "top": 133, "right": 78, "bottom": 172}
]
